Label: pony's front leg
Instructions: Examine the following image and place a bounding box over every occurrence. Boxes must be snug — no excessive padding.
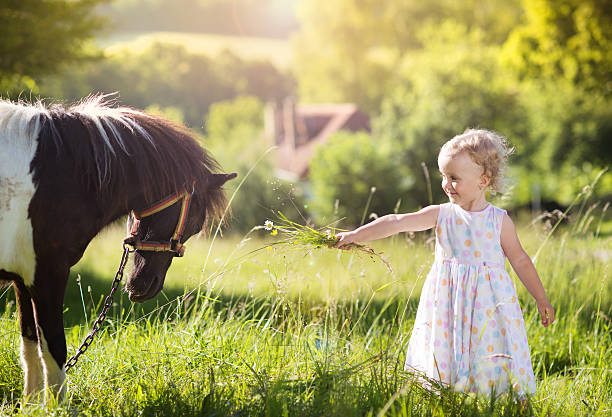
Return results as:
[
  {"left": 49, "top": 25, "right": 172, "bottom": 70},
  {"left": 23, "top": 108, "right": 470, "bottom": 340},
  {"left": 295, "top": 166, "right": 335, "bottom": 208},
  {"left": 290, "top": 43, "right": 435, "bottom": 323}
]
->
[
  {"left": 30, "top": 270, "right": 69, "bottom": 402},
  {"left": 14, "top": 281, "right": 45, "bottom": 401}
]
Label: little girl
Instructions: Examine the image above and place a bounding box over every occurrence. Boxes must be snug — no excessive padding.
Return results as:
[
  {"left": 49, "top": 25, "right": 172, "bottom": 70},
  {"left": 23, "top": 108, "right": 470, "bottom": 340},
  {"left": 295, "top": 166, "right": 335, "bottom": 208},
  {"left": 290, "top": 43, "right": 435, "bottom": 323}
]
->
[{"left": 334, "top": 129, "right": 554, "bottom": 397}]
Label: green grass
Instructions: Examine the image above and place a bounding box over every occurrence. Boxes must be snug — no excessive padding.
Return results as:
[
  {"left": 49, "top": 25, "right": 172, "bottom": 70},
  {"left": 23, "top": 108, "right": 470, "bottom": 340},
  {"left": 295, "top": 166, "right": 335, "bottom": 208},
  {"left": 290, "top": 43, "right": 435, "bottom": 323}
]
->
[
  {"left": 0, "top": 206, "right": 610, "bottom": 415},
  {"left": 98, "top": 31, "right": 292, "bottom": 68}
]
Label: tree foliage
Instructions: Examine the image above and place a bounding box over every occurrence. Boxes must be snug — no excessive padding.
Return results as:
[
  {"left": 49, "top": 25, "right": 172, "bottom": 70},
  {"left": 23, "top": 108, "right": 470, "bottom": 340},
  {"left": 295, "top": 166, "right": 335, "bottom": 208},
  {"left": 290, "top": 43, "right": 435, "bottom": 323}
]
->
[
  {"left": 502, "top": 0, "right": 612, "bottom": 96},
  {"left": 39, "top": 44, "right": 295, "bottom": 129},
  {"left": 308, "top": 131, "right": 410, "bottom": 226},
  {"left": 206, "top": 96, "right": 264, "bottom": 147},
  {"left": 293, "top": 0, "right": 522, "bottom": 112},
  {"left": 102, "top": 0, "right": 299, "bottom": 38},
  {"left": 499, "top": 0, "right": 612, "bottom": 203},
  {"left": 0, "top": 0, "right": 108, "bottom": 93}
]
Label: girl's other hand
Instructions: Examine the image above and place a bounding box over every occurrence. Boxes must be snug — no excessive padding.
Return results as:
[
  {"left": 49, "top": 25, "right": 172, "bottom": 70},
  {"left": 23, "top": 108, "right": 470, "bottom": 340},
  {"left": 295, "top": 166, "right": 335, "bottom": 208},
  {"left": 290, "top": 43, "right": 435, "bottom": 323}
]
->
[
  {"left": 334, "top": 231, "right": 357, "bottom": 249},
  {"left": 537, "top": 298, "right": 555, "bottom": 327}
]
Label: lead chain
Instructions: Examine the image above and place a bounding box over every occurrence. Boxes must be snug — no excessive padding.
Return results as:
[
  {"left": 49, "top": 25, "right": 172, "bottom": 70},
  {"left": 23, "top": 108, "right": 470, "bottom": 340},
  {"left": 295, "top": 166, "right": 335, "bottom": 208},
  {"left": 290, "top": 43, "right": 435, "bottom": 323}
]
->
[{"left": 64, "top": 244, "right": 132, "bottom": 372}]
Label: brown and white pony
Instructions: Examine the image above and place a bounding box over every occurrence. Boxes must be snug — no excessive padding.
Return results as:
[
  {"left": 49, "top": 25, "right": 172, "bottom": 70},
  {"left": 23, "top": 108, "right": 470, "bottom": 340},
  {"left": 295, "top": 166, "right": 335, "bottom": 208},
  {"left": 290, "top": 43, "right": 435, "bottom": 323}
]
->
[{"left": 0, "top": 95, "right": 236, "bottom": 402}]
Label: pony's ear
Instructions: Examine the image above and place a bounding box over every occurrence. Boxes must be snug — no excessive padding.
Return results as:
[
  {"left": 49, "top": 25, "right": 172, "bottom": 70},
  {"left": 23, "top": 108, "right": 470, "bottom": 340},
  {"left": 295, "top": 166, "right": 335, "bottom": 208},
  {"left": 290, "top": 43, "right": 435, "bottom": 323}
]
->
[{"left": 208, "top": 172, "right": 237, "bottom": 189}]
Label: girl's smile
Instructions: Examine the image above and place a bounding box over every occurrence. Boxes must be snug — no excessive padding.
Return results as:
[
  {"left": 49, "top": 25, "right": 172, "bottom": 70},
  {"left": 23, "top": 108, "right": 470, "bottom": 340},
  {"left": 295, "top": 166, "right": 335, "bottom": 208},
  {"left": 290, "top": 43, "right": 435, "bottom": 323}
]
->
[{"left": 438, "top": 151, "right": 490, "bottom": 211}]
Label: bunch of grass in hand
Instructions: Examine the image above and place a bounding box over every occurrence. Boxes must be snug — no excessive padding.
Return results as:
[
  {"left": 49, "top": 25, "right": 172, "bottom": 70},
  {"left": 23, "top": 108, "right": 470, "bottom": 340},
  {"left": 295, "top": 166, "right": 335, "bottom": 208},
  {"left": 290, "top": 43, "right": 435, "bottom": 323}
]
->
[{"left": 263, "top": 212, "right": 394, "bottom": 274}]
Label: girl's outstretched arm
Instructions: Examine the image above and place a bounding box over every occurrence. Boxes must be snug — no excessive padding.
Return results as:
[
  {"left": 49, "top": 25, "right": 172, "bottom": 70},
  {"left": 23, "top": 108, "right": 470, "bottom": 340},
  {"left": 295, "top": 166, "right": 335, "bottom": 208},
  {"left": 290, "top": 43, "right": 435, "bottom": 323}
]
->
[
  {"left": 500, "top": 213, "right": 555, "bottom": 327},
  {"left": 334, "top": 205, "right": 439, "bottom": 248}
]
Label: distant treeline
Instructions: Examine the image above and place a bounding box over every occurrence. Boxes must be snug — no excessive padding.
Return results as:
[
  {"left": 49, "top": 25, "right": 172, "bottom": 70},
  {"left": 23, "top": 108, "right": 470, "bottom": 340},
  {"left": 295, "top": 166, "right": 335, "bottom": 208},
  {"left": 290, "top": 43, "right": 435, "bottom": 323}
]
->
[
  {"left": 99, "top": 0, "right": 300, "bottom": 38},
  {"left": 39, "top": 44, "right": 295, "bottom": 130}
]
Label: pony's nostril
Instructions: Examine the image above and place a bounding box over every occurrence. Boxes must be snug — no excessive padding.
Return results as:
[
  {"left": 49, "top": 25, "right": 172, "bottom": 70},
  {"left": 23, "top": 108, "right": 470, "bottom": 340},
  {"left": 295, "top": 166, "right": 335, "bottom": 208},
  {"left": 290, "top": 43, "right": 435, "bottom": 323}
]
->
[
  {"left": 128, "top": 291, "right": 142, "bottom": 302},
  {"left": 126, "top": 281, "right": 148, "bottom": 296},
  {"left": 126, "top": 269, "right": 153, "bottom": 295}
]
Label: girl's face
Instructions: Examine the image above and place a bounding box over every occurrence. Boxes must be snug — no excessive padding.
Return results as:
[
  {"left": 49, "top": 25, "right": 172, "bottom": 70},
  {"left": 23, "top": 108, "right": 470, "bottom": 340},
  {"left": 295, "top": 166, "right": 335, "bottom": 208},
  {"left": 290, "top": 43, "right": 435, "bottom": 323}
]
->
[{"left": 438, "top": 151, "right": 490, "bottom": 210}]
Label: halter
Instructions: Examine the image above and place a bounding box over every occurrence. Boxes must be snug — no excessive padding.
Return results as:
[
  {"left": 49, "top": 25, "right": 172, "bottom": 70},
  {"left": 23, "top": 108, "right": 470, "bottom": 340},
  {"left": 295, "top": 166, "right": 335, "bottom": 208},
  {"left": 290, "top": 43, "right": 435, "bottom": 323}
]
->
[{"left": 124, "top": 190, "right": 192, "bottom": 257}]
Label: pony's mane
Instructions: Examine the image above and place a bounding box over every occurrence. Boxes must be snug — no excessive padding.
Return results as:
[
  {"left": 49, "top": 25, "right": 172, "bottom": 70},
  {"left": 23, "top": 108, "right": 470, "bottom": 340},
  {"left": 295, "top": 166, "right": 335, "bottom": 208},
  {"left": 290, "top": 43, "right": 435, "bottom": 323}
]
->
[{"left": 0, "top": 94, "right": 227, "bottom": 226}]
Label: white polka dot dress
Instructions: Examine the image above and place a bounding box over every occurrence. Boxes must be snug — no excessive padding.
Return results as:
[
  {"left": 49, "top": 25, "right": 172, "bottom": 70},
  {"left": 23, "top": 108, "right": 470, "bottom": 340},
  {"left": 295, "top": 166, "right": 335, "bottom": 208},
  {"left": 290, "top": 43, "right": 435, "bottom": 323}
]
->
[{"left": 405, "top": 203, "right": 536, "bottom": 396}]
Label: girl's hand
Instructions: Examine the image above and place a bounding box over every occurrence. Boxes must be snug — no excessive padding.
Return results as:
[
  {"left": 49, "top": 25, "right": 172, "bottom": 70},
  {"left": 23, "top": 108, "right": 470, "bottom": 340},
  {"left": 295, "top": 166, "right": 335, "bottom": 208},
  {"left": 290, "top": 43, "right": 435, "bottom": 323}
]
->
[
  {"left": 334, "top": 231, "right": 358, "bottom": 249},
  {"left": 537, "top": 298, "right": 555, "bottom": 327}
]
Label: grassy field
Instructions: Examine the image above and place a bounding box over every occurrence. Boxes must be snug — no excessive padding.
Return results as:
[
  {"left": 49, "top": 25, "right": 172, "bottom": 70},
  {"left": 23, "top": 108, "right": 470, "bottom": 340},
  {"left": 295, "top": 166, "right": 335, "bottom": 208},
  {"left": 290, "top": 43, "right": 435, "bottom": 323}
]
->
[
  {"left": 0, "top": 201, "right": 610, "bottom": 415},
  {"left": 98, "top": 31, "right": 292, "bottom": 68}
]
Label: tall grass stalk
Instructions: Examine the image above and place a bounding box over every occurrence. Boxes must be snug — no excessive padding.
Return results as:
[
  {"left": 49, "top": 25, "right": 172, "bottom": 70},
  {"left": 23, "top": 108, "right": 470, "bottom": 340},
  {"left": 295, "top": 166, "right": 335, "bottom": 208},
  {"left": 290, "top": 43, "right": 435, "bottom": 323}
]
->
[
  {"left": 421, "top": 162, "right": 433, "bottom": 207},
  {"left": 361, "top": 186, "right": 377, "bottom": 226},
  {"left": 532, "top": 167, "right": 607, "bottom": 263},
  {"left": 76, "top": 274, "right": 89, "bottom": 327}
]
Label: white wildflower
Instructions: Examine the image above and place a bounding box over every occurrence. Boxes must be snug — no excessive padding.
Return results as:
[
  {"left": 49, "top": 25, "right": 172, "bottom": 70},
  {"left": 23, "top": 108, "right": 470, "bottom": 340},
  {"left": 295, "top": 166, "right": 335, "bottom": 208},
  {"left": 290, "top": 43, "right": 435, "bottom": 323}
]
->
[{"left": 264, "top": 220, "right": 274, "bottom": 231}]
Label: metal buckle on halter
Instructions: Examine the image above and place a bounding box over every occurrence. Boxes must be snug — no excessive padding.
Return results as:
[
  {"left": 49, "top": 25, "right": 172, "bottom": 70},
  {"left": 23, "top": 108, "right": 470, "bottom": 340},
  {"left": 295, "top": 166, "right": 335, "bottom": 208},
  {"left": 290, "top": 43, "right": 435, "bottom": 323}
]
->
[{"left": 169, "top": 239, "right": 185, "bottom": 257}]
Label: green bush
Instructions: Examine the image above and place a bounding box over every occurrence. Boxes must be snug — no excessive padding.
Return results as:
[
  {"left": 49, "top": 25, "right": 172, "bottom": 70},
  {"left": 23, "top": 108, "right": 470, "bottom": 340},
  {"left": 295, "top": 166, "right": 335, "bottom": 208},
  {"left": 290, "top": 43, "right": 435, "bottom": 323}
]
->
[
  {"left": 224, "top": 162, "right": 307, "bottom": 234},
  {"left": 308, "top": 131, "right": 411, "bottom": 227},
  {"left": 512, "top": 80, "right": 612, "bottom": 204}
]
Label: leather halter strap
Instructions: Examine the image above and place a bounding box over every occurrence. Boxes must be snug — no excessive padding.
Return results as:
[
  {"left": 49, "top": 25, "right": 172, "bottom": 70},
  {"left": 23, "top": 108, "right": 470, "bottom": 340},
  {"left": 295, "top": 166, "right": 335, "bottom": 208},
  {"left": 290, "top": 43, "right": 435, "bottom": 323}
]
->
[{"left": 125, "top": 190, "right": 192, "bottom": 257}]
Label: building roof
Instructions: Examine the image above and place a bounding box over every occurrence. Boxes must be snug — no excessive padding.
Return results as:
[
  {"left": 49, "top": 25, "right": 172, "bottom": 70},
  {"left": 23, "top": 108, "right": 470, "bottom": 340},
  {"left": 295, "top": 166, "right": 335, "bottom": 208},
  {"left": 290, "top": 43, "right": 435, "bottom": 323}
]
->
[{"left": 269, "top": 101, "right": 370, "bottom": 179}]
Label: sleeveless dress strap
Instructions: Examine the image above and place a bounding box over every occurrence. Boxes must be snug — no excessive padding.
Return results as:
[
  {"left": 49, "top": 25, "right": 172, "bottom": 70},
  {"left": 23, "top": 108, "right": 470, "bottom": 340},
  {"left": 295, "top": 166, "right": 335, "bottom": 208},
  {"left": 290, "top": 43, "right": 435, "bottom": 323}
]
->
[
  {"left": 492, "top": 205, "right": 506, "bottom": 238},
  {"left": 436, "top": 203, "right": 450, "bottom": 225}
]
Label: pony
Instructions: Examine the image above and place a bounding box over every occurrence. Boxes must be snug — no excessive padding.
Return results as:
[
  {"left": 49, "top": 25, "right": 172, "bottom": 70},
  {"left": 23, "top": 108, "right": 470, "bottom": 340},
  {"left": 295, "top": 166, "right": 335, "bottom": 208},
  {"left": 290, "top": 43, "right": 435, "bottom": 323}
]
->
[{"left": 0, "top": 95, "right": 236, "bottom": 401}]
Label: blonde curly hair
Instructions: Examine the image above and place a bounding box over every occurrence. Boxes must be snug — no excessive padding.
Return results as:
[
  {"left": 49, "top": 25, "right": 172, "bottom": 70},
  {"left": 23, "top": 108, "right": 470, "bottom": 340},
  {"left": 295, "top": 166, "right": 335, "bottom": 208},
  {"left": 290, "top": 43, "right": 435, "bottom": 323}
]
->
[{"left": 439, "top": 129, "right": 514, "bottom": 194}]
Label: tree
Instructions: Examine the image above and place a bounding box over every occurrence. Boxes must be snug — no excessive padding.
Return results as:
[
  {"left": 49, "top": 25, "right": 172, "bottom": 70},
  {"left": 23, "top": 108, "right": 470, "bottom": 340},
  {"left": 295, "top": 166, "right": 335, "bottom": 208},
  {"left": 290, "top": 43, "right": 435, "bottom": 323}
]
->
[
  {"left": 292, "top": 0, "right": 522, "bottom": 112},
  {"left": 512, "top": 80, "right": 612, "bottom": 204},
  {"left": 205, "top": 96, "right": 265, "bottom": 153},
  {"left": 500, "top": 0, "right": 612, "bottom": 202},
  {"left": 0, "top": 0, "right": 108, "bottom": 93},
  {"left": 502, "top": 0, "right": 612, "bottom": 96}
]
